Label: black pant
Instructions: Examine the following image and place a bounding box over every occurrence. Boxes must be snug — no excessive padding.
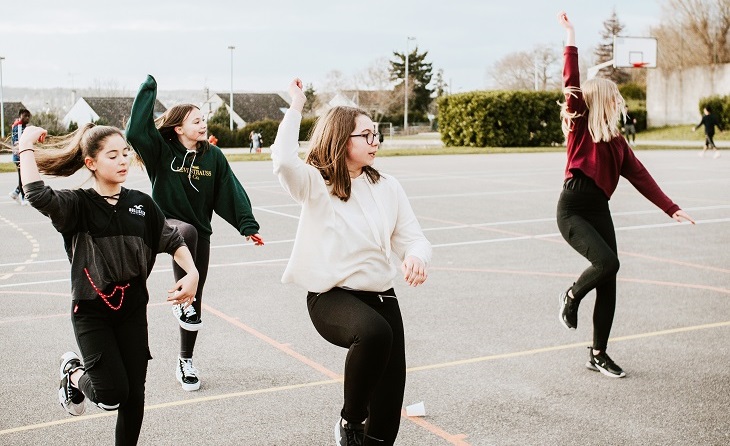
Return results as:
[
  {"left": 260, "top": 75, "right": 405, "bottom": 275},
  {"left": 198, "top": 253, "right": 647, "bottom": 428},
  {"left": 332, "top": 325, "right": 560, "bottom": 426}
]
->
[
  {"left": 556, "top": 175, "right": 620, "bottom": 351},
  {"left": 71, "top": 279, "right": 150, "bottom": 446},
  {"left": 169, "top": 219, "right": 210, "bottom": 358},
  {"left": 13, "top": 159, "right": 24, "bottom": 198},
  {"left": 705, "top": 132, "right": 717, "bottom": 149},
  {"left": 307, "top": 287, "right": 405, "bottom": 446}
]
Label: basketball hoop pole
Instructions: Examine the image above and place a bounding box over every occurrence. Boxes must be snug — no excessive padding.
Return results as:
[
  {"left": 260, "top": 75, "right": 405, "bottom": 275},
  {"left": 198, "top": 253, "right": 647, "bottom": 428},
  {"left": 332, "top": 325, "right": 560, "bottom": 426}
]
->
[{"left": 587, "top": 59, "right": 614, "bottom": 80}]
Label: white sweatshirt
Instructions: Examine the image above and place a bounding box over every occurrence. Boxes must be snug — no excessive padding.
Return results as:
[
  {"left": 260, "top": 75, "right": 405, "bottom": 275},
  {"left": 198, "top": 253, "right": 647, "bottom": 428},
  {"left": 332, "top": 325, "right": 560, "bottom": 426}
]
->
[{"left": 271, "top": 110, "right": 432, "bottom": 293}]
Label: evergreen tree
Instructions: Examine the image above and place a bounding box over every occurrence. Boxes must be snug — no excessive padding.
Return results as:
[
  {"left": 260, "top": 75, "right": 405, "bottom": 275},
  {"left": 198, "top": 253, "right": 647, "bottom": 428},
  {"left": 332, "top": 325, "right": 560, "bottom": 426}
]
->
[
  {"left": 303, "top": 83, "right": 317, "bottom": 114},
  {"left": 389, "top": 47, "right": 434, "bottom": 122},
  {"left": 594, "top": 10, "right": 631, "bottom": 84},
  {"left": 208, "top": 106, "right": 237, "bottom": 130}
]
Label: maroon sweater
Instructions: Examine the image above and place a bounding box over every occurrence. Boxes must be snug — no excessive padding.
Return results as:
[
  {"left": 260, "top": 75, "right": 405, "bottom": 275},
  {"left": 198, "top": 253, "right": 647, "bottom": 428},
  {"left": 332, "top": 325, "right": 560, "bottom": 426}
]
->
[{"left": 562, "top": 46, "right": 680, "bottom": 217}]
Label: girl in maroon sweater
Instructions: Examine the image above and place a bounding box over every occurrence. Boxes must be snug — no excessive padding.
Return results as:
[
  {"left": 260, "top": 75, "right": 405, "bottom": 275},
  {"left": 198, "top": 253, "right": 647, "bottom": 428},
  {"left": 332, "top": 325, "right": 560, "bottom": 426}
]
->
[{"left": 556, "top": 12, "right": 694, "bottom": 378}]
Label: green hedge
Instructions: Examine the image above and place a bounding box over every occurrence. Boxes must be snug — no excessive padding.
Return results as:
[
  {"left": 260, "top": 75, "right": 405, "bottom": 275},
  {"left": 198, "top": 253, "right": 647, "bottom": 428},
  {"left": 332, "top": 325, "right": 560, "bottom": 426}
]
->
[
  {"left": 208, "top": 117, "right": 318, "bottom": 148},
  {"left": 437, "top": 90, "right": 564, "bottom": 147},
  {"left": 698, "top": 95, "right": 730, "bottom": 129}
]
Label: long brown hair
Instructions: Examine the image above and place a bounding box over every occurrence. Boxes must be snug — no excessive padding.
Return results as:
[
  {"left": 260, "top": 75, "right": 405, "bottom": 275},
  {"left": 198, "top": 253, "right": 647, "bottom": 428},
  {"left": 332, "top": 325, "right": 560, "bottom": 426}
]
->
[
  {"left": 155, "top": 104, "right": 210, "bottom": 152},
  {"left": 305, "top": 106, "right": 380, "bottom": 201},
  {"left": 34, "top": 124, "right": 125, "bottom": 177}
]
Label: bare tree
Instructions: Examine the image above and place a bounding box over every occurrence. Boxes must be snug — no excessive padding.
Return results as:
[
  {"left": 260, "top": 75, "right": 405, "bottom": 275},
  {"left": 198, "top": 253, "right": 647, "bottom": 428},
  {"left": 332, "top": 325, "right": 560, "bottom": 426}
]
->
[
  {"left": 489, "top": 45, "right": 561, "bottom": 90},
  {"left": 653, "top": 0, "right": 730, "bottom": 68},
  {"left": 353, "top": 58, "right": 401, "bottom": 122},
  {"left": 87, "top": 78, "right": 130, "bottom": 97}
]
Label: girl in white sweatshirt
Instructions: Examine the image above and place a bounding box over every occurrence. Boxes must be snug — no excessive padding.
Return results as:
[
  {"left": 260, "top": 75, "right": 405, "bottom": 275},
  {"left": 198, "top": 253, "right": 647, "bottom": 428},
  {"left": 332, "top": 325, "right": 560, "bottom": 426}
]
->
[{"left": 272, "top": 79, "right": 432, "bottom": 446}]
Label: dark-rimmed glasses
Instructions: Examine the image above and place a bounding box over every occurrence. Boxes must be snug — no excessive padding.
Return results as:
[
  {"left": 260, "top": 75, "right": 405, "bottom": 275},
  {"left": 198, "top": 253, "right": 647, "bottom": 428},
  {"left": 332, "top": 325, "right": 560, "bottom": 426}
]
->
[{"left": 348, "top": 132, "right": 381, "bottom": 145}]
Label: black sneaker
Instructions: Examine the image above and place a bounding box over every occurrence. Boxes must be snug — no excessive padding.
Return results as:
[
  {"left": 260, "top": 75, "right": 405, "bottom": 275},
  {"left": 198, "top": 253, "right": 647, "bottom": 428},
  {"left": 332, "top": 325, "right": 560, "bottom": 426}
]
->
[
  {"left": 559, "top": 288, "right": 579, "bottom": 330},
  {"left": 334, "top": 418, "right": 364, "bottom": 446},
  {"left": 172, "top": 302, "right": 202, "bottom": 331},
  {"left": 58, "top": 351, "right": 86, "bottom": 416},
  {"left": 586, "top": 349, "right": 626, "bottom": 378},
  {"left": 176, "top": 356, "right": 201, "bottom": 391}
]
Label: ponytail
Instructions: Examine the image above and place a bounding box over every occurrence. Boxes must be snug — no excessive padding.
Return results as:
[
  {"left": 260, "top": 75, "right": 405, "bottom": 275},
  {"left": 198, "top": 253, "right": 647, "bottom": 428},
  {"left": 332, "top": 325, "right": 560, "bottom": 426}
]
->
[{"left": 34, "top": 124, "right": 125, "bottom": 177}]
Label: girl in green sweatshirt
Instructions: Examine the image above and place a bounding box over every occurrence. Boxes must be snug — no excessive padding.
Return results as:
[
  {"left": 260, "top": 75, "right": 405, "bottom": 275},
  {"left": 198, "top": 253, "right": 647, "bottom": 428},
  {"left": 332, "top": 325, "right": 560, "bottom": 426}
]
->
[{"left": 127, "top": 75, "right": 263, "bottom": 392}]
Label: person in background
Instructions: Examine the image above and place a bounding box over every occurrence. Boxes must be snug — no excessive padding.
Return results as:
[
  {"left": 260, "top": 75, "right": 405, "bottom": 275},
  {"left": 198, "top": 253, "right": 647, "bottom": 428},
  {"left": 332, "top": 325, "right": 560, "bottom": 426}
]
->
[{"left": 10, "top": 108, "right": 32, "bottom": 205}]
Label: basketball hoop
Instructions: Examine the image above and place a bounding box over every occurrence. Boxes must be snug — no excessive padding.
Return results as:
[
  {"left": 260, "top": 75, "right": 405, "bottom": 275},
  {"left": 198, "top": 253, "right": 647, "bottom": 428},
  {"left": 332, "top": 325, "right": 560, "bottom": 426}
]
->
[{"left": 632, "top": 62, "right": 649, "bottom": 68}]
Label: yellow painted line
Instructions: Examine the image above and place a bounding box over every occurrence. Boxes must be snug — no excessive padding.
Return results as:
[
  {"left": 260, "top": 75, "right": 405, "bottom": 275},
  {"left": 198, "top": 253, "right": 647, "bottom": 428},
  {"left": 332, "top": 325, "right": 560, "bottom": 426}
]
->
[
  {"left": 407, "top": 320, "right": 730, "bottom": 373},
  {"left": 2, "top": 318, "right": 728, "bottom": 437},
  {"left": 0, "top": 379, "right": 340, "bottom": 436}
]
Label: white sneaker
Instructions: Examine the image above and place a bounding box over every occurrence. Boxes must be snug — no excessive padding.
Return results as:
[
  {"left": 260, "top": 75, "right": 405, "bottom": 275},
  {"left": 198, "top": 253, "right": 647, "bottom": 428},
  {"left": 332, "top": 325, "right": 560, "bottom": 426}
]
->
[
  {"left": 58, "top": 352, "right": 86, "bottom": 416},
  {"left": 20, "top": 198, "right": 29, "bottom": 206},
  {"left": 8, "top": 190, "right": 18, "bottom": 200},
  {"left": 176, "top": 357, "right": 200, "bottom": 391},
  {"left": 714, "top": 151, "right": 721, "bottom": 159},
  {"left": 172, "top": 301, "right": 202, "bottom": 331}
]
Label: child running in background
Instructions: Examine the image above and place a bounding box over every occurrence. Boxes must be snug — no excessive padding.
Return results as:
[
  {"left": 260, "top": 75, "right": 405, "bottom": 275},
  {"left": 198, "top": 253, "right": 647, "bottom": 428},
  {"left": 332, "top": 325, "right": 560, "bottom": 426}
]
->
[
  {"left": 19, "top": 124, "right": 198, "bottom": 445},
  {"left": 272, "top": 78, "right": 431, "bottom": 446},
  {"left": 127, "top": 75, "right": 263, "bottom": 392},
  {"left": 556, "top": 12, "right": 694, "bottom": 378},
  {"left": 693, "top": 106, "right": 723, "bottom": 158}
]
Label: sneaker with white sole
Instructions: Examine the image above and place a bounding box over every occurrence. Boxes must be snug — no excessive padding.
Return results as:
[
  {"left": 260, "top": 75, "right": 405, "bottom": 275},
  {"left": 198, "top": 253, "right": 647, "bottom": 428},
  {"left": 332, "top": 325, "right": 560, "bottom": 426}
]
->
[
  {"left": 713, "top": 151, "right": 721, "bottom": 159},
  {"left": 58, "top": 351, "right": 86, "bottom": 416},
  {"left": 559, "top": 288, "right": 579, "bottom": 330},
  {"left": 334, "top": 418, "right": 364, "bottom": 446},
  {"left": 9, "top": 190, "right": 18, "bottom": 200},
  {"left": 176, "top": 357, "right": 200, "bottom": 391},
  {"left": 172, "top": 302, "right": 201, "bottom": 331},
  {"left": 586, "top": 348, "right": 626, "bottom": 378}
]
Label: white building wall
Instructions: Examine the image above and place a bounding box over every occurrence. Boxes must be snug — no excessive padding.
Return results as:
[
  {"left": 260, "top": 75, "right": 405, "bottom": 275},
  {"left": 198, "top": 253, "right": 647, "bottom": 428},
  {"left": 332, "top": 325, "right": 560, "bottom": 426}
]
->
[
  {"left": 206, "top": 95, "right": 245, "bottom": 128},
  {"left": 647, "top": 64, "right": 730, "bottom": 127},
  {"left": 62, "top": 99, "right": 100, "bottom": 127}
]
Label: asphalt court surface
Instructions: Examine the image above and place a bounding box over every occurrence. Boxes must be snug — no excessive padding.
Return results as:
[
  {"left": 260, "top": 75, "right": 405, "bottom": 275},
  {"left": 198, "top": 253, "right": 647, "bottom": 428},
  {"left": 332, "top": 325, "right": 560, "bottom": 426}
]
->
[{"left": 0, "top": 150, "right": 728, "bottom": 445}]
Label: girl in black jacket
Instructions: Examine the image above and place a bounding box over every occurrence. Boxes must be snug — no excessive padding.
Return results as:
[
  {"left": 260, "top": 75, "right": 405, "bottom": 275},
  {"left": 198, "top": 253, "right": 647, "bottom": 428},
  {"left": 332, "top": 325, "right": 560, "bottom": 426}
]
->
[{"left": 19, "top": 124, "right": 199, "bottom": 445}]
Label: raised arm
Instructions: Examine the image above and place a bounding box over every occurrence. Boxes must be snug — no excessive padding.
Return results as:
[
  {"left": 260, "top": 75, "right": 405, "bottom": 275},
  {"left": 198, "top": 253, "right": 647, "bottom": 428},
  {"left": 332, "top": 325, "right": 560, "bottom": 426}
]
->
[
  {"left": 558, "top": 11, "right": 575, "bottom": 47},
  {"left": 19, "top": 126, "right": 81, "bottom": 233},
  {"left": 18, "top": 126, "right": 46, "bottom": 185},
  {"left": 271, "top": 78, "right": 322, "bottom": 203},
  {"left": 126, "top": 75, "right": 165, "bottom": 167}
]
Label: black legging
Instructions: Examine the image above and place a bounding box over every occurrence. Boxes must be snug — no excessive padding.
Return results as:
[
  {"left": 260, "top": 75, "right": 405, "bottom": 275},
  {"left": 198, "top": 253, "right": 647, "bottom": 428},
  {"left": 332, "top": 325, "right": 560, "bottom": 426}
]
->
[
  {"left": 705, "top": 132, "right": 717, "bottom": 149},
  {"left": 307, "top": 287, "right": 405, "bottom": 446},
  {"left": 556, "top": 174, "right": 620, "bottom": 351},
  {"left": 168, "top": 219, "right": 210, "bottom": 358},
  {"left": 72, "top": 279, "right": 150, "bottom": 446},
  {"left": 13, "top": 159, "right": 24, "bottom": 199}
]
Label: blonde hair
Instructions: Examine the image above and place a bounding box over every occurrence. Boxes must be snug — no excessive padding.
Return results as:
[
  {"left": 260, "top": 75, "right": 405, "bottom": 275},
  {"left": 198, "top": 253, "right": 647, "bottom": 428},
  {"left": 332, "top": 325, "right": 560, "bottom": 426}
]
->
[
  {"left": 560, "top": 77, "right": 626, "bottom": 143},
  {"left": 34, "top": 124, "right": 126, "bottom": 177},
  {"left": 305, "top": 106, "right": 380, "bottom": 201}
]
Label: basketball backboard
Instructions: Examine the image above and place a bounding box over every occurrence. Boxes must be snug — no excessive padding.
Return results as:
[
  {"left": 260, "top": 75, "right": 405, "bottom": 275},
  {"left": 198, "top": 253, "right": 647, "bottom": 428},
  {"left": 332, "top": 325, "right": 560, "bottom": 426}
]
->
[{"left": 613, "top": 36, "right": 658, "bottom": 68}]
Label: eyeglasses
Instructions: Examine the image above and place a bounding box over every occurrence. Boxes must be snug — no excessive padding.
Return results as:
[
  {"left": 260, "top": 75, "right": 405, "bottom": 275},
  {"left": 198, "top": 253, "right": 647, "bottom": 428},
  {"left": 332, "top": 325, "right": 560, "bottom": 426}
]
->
[{"left": 349, "top": 132, "right": 381, "bottom": 145}]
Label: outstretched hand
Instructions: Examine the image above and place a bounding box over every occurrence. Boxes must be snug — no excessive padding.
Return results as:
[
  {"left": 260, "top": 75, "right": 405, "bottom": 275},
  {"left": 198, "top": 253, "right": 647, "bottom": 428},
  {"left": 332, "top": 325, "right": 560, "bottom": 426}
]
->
[
  {"left": 288, "top": 78, "right": 306, "bottom": 113},
  {"left": 672, "top": 209, "right": 695, "bottom": 224},
  {"left": 246, "top": 233, "right": 265, "bottom": 246}
]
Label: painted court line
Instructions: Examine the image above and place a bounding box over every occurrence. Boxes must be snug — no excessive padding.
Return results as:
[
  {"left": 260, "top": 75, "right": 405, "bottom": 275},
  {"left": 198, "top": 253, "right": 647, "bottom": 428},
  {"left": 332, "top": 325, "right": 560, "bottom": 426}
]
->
[
  {"left": 430, "top": 266, "right": 730, "bottom": 295},
  {"left": 406, "top": 320, "right": 730, "bottom": 373},
  {"left": 1, "top": 316, "right": 727, "bottom": 440},
  {"left": 203, "top": 303, "right": 471, "bottom": 444}
]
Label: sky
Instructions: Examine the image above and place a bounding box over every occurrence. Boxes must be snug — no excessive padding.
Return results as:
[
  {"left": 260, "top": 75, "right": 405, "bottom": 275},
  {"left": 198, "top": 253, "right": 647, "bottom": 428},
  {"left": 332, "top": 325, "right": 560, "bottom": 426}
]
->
[{"left": 0, "top": 0, "right": 665, "bottom": 95}]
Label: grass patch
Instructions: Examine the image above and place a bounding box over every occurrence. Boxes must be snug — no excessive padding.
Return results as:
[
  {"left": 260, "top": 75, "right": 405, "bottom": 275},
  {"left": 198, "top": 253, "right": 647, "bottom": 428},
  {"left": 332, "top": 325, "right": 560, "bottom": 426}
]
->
[{"left": 638, "top": 125, "right": 704, "bottom": 140}]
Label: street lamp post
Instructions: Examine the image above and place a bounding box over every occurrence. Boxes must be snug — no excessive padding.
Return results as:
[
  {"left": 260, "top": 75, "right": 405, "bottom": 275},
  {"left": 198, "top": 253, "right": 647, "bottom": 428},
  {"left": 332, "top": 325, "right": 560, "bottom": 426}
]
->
[
  {"left": 404, "top": 36, "right": 415, "bottom": 135},
  {"left": 0, "top": 56, "right": 5, "bottom": 139},
  {"left": 228, "top": 46, "right": 235, "bottom": 131}
]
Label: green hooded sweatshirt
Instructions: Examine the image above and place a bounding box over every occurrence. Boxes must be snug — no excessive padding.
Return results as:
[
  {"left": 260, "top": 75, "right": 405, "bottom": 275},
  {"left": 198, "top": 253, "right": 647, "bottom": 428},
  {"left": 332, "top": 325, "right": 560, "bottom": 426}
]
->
[{"left": 126, "top": 75, "right": 259, "bottom": 242}]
